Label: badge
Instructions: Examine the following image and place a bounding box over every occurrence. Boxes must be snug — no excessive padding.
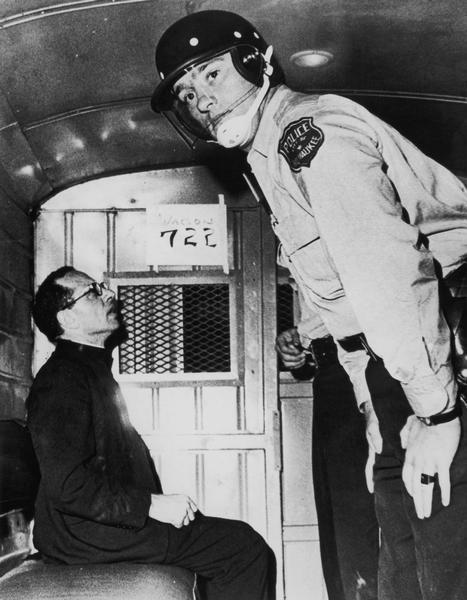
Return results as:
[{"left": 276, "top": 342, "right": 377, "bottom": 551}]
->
[{"left": 278, "top": 117, "right": 324, "bottom": 172}]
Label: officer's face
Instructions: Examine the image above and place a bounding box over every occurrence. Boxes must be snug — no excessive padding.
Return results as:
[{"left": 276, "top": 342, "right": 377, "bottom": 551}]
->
[{"left": 172, "top": 52, "right": 260, "bottom": 146}]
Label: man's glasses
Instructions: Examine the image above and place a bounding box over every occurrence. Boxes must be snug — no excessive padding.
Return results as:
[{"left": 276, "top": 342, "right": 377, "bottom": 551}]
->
[{"left": 62, "top": 281, "right": 110, "bottom": 310}]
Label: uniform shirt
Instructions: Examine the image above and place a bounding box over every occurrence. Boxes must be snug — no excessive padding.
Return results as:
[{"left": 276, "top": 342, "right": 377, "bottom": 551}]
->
[{"left": 248, "top": 85, "right": 467, "bottom": 417}]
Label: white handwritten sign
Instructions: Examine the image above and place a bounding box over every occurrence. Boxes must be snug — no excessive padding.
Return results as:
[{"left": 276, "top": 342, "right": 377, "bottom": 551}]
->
[{"left": 146, "top": 197, "right": 228, "bottom": 272}]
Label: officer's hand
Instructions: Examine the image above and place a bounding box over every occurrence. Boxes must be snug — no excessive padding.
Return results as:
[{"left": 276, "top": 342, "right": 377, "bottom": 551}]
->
[
  {"left": 361, "top": 401, "right": 382, "bottom": 494},
  {"left": 365, "top": 448, "right": 376, "bottom": 494},
  {"left": 149, "top": 494, "right": 198, "bottom": 528},
  {"left": 401, "top": 415, "right": 461, "bottom": 519},
  {"left": 275, "top": 328, "right": 306, "bottom": 370}
]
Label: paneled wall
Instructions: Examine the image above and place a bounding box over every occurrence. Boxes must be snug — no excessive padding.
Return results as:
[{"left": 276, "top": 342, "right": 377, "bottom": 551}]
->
[
  {"left": 0, "top": 84, "right": 52, "bottom": 420},
  {"left": 280, "top": 379, "right": 327, "bottom": 600},
  {"left": 0, "top": 164, "right": 35, "bottom": 421}
]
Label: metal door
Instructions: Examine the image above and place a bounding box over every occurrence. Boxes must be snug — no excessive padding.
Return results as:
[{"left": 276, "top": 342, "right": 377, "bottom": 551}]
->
[{"left": 34, "top": 166, "right": 284, "bottom": 597}]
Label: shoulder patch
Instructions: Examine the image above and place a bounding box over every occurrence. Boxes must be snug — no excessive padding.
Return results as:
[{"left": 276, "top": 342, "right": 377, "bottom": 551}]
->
[{"left": 278, "top": 117, "right": 324, "bottom": 172}]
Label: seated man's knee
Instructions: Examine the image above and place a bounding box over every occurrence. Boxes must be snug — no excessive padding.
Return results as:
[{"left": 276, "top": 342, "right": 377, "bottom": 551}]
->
[{"left": 235, "top": 522, "right": 274, "bottom": 563}]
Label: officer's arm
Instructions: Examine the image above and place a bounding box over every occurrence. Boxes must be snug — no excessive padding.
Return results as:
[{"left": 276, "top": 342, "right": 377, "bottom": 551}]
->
[
  {"left": 279, "top": 107, "right": 458, "bottom": 517},
  {"left": 283, "top": 115, "right": 455, "bottom": 420}
]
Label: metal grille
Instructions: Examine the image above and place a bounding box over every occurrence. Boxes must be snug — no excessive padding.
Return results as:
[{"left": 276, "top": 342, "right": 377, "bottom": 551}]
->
[
  {"left": 277, "top": 283, "right": 295, "bottom": 372},
  {"left": 118, "top": 284, "right": 231, "bottom": 375},
  {"left": 277, "top": 283, "right": 295, "bottom": 335}
]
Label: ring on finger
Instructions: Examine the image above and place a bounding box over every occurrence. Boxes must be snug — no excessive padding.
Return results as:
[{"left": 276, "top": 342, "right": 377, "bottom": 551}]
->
[{"left": 420, "top": 473, "right": 437, "bottom": 485}]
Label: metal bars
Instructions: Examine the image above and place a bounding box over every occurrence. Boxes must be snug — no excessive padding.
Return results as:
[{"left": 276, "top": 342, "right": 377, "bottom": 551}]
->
[{"left": 118, "top": 283, "right": 231, "bottom": 375}]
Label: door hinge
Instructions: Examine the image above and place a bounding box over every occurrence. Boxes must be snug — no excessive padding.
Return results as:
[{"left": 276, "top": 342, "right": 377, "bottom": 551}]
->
[{"left": 272, "top": 409, "right": 282, "bottom": 471}]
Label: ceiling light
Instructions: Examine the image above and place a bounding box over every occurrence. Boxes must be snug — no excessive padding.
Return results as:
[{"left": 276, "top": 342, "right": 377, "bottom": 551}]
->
[{"left": 290, "top": 50, "right": 334, "bottom": 68}]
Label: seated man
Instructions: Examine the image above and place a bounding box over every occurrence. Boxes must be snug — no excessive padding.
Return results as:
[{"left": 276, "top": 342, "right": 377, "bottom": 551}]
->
[{"left": 27, "top": 266, "right": 276, "bottom": 600}]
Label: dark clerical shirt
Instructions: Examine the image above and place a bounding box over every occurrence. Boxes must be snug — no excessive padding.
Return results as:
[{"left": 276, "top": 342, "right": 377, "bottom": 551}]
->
[{"left": 27, "top": 340, "right": 166, "bottom": 564}]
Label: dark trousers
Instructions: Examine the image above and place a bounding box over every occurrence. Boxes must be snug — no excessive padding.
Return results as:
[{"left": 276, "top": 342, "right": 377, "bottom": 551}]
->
[
  {"left": 366, "top": 358, "right": 467, "bottom": 600},
  {"left": 161, "top": 513, "right": 276, "bottom": 600},
  {"left": 313, "top": 363, "right": 379, "bottom": 600}
]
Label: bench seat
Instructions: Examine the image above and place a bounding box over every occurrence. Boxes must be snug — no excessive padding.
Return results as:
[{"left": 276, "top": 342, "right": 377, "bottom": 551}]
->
[
  {"left": 0, "top": 557, "right": 198, "bottom": 600},
  {"left": 0, "top": 421, "right": 198, "bottom": 599}
]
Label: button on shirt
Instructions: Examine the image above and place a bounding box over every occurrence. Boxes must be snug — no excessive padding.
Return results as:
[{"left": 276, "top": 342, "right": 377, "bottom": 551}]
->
[{"left": 248, "top": 85, "right": 467, "bottom": 417}]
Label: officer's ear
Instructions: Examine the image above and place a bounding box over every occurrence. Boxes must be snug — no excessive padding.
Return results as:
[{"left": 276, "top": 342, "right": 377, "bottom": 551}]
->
[{"left": 231, "top": 46, "right": 264, "bottom": 86}]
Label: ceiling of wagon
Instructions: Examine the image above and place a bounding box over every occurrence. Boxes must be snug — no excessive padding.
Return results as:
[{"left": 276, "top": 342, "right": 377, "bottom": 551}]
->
[{"left": 0, "top": 0, "right": 466, "bottom": 208}]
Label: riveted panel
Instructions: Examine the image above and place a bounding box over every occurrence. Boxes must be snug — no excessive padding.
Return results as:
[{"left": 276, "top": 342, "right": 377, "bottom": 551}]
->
[
  {"left": 0, "top": 283, "right": 30, "bottom": 335},
  {"left": 0, "top": 240, "right": 31, "bottom": 292},
  {"left": 0, "top": 333, "right": 31, "bottom": 381},
  {"left": 0, "top": 188, "right": 32, "bottom": 247},
  {"left": 0, "top": 380, "right": 31, "bottom": 421}
]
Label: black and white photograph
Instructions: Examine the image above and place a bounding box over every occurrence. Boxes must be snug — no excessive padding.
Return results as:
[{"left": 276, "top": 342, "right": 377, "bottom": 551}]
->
[{"left": 0, "top": 2, "right": 466, "bottom": 599}]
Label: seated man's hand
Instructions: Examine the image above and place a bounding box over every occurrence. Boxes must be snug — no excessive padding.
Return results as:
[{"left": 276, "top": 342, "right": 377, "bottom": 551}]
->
[
  {"left": 275, "top": 328, "right": 307, "bottom": 370},
  {"left": 401, "top": 415, "right": 461, "bottom": 519},
  {"left": 149, "top": 494, "right": 198, "bottom": 528}
]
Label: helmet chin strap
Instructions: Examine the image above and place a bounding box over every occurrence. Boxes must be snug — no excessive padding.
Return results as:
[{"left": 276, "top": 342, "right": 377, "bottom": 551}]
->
[{"left": 215, "top": 46, "right": 274, "bottom": 149}]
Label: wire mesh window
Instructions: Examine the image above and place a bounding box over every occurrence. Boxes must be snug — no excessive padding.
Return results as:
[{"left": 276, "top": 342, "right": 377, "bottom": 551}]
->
[
  {"left": 118, "top": 283, "right": 231, "bottom": 375},
  {"left": 277, "top": 283, "right": 295, "bottom": 372},
  {"left": 277, "top": 283, "right": 295, "bottom": 335}
]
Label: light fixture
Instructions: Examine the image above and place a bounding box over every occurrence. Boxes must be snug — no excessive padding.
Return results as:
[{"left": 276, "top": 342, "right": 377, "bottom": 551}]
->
[{"left": 290, "top": 50, "right": 334, "bottom": 68}]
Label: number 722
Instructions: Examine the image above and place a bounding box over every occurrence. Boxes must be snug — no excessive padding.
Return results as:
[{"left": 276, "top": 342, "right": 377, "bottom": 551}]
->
[{"left": 160, "top": 227, "right": 217, "bottom": 248}]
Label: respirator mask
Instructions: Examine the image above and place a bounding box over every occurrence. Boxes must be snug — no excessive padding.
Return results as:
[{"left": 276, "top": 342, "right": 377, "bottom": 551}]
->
[{"left": 214, "top": 46, "right": 273, "bottom": 148}]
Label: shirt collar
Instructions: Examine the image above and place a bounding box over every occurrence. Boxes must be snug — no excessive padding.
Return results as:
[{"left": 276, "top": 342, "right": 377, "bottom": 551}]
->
[
  {"left": 248, "top": 84, "right": 292, "bottom": 160},
  {"left": 55, "top": 338, "right": 113, "bottom": 368}
]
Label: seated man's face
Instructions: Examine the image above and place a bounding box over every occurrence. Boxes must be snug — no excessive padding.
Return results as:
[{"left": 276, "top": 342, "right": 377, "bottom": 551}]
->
[{"left": 57, "top": 270, "right": 119, "bottom": 339}]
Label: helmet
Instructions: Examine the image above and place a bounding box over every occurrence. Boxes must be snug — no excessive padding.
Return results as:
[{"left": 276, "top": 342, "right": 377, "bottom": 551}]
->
[{"left": 151, "top": 10, "right": 284, "bottom": 113}]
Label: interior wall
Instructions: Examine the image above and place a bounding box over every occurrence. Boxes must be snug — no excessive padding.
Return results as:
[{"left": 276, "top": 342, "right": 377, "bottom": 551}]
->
[
  {"left": 0, "top": 171, "right": 34, "bottom": 421},
  {"left": 0, "top": 83, "right": 53, "bottom": 420}
]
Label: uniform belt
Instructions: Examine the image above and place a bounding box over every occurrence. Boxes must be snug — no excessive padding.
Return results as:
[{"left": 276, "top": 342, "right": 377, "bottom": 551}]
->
[
  {"left": 338, "top": 333, "right": 377, "bottom": 360},
  {"left": 308, "top": 333, "right": 376, "bottom": 369}
]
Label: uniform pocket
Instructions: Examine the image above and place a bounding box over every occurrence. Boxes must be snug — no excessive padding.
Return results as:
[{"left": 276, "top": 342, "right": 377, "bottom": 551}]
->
[{"left": 273, "top": 216, "right": 344, "bottom": 300}]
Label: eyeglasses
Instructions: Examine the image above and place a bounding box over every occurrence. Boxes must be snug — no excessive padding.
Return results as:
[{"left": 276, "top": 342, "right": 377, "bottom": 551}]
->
[{"left": 62, "top": 281, "right": 110, "bottom": 310}]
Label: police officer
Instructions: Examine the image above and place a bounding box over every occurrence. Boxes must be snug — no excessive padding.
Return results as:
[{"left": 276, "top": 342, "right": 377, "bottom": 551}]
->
[
  {"left": 153, "top": 14, "right": 380, "bottom": 600},
  {"left": 151, "top": 10, "right": 467, "bottom": 600}
]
